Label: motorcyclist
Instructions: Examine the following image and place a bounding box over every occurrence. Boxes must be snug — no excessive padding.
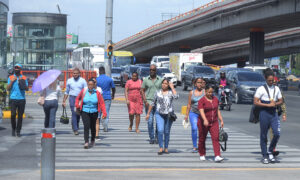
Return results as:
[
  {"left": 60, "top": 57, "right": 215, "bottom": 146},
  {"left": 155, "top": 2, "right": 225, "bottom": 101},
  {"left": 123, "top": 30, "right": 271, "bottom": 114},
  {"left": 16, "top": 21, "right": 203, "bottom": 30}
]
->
[{"left": 218, "top": 71, "right": 230, "bottom": 103}]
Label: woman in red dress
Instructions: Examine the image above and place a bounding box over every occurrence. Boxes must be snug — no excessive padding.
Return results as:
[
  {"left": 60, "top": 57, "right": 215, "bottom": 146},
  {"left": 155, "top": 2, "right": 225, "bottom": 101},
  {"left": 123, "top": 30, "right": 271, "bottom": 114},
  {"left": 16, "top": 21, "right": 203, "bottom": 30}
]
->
[
  {"left": 125, "top": 72, "right": 143, "bottom": 133},
  {"left": 198, "top": 85, "right": 225, "bottom": 162}
]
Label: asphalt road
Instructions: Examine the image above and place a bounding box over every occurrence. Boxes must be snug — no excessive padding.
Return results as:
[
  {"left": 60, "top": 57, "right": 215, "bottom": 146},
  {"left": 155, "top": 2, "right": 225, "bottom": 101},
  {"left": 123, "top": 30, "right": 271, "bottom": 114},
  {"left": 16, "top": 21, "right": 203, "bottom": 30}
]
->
[{"left": 0, "top": 86, "right": 299, "bottom": 180}]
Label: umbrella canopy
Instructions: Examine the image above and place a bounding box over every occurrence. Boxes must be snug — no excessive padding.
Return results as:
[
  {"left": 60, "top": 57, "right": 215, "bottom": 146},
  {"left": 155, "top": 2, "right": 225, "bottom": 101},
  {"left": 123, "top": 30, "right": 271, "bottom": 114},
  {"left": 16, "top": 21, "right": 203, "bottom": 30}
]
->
[{"left": 32, "top": 69, "right": 61, "bottom": 93}]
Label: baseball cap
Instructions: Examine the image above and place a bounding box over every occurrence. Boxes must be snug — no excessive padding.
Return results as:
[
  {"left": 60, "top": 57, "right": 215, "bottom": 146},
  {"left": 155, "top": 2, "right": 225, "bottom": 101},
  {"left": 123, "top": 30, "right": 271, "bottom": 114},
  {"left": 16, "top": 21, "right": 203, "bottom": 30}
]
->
[{"left": 14, "top": 63, "right": 22, "bottom": 68}]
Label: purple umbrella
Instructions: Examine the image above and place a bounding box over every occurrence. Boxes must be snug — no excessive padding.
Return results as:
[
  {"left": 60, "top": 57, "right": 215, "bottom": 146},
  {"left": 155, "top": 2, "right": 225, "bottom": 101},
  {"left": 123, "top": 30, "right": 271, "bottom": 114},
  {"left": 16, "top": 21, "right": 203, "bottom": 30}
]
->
[{"left": 32, "top": 69, "right": 61, "bottom": 93}]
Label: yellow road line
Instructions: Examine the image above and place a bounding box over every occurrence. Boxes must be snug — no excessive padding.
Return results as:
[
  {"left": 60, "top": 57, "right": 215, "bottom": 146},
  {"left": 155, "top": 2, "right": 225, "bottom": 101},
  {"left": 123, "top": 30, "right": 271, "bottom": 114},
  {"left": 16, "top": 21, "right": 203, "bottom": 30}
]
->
[{"left": 56, "top": 168, "right": 300, "bottom": 172}]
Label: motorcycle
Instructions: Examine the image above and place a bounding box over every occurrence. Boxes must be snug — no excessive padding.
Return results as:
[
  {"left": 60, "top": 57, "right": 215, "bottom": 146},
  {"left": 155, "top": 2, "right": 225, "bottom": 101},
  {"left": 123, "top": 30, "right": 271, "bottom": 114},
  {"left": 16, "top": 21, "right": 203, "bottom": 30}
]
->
[{"left": 219, "top": 85, "right": 232, "bottom": 111}]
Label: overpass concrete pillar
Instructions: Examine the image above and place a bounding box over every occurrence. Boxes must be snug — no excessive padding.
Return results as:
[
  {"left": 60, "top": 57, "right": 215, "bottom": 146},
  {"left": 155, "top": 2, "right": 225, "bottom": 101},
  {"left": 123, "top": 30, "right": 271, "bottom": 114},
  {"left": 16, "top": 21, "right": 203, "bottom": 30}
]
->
[{"left": 249, "top": 28, "right": 265, "bottom": 65}]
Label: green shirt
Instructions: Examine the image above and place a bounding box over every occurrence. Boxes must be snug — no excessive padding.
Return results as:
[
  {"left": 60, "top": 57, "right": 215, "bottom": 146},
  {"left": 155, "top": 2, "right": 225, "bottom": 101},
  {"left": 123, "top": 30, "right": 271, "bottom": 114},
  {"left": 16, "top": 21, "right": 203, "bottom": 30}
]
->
[{"left": 141, "top": 75, "right": 163, "bottom": 104}]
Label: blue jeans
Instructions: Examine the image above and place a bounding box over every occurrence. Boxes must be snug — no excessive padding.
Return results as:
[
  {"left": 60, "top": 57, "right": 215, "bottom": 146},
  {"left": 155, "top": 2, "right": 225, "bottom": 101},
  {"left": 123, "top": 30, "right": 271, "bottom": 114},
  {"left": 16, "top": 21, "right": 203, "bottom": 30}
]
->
[
  {"left": 189, "top": 112, "right": 199, "bottom": 149},
  {"left": 99, "top": 99, "right": 111, "bottom": 130},
  {"left": 69, "top": 96, "right": 80, "bottom": 131},
  {"left": 43, "top": 99, "right": 58, "bottom": 128},
  {"left": 145, "top": 105, "right": 156, "bottom": 141},
  {"left": 259, "top": 108, "right": 280, "bottom": 158},
  {"left": 156, "top": 112, "right": 173, "bottom": 149}
]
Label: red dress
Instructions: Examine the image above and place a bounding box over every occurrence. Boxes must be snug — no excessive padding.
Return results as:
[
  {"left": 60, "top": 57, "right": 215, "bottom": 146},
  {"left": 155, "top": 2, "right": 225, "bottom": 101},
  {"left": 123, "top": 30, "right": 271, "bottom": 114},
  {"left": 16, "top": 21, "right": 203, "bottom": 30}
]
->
[{"left": 125, "top": 79, "right": 143, "bottom": 115}]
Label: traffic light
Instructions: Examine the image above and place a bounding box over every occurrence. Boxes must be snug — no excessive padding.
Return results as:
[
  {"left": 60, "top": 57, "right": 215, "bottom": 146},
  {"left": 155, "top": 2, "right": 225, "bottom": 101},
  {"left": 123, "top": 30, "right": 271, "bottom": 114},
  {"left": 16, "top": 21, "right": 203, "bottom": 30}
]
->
[{"left": 107, "top": 44, "right": 113, "bottom": 58}]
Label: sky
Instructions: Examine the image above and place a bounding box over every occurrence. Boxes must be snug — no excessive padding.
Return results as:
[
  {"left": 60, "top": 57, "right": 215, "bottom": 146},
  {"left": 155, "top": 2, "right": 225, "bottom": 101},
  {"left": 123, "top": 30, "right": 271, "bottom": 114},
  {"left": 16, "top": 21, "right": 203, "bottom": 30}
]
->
[{"left": 9, "top": 0, "right": 212, "bottom": 45}]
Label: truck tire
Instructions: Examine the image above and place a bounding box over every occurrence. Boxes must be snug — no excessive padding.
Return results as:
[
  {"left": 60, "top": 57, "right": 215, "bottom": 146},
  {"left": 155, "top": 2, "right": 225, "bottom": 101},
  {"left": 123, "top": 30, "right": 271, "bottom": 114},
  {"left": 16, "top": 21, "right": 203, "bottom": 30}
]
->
[{"left": 183, "top": 80, "right": 188, "bottom": 91}]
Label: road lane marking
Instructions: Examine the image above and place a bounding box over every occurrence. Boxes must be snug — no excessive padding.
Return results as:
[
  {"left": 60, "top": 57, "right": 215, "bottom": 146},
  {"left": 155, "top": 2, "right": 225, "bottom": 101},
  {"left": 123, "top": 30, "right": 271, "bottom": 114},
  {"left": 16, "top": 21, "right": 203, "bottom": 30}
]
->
[{"left": 56, "top": 168, "right": 300, "bottom": 172}]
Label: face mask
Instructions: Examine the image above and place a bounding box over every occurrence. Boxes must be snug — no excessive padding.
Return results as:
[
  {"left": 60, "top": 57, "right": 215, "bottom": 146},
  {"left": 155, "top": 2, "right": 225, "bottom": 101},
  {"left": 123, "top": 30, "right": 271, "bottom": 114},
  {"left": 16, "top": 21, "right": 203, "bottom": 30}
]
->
[{"left": 15, "top": 70, "right": 21, "bottom": 75}]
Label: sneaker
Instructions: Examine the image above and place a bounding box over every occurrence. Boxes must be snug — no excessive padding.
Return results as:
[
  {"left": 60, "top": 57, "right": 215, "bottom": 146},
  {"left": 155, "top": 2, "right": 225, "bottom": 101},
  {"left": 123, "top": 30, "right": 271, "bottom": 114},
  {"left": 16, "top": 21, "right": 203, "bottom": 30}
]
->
[
  {"left": 272, "top": 151, "right": 280, "bottom": 157},
  {"left": 149, "top": 139, "right": 155, "bottom": 144},
  {"left": 16, "top": 132, "right": 21, "bottom": 137},
  {"left": 268, "top": 154, "right": 276, "bottom": 163},
  {"left": 214, "top": 156, "right": 224, "bottom": 162},
  {"left": 192, "top": 148, "right": 198, "bottom": 153},
  {"left": 83, "top": 143, "right": 89, "bottom": 149},
  {"left": 12, "top": 130, "right": 16, "bottom": 137},
  {"left": 90, "top": 141, "right": 95, "bottom": 148},
  {"left": 199, "top": 156, "right": 206, "bottom": 161},
  {"left": 262, "top": 158, "right": 269, "bottom": 164},
  {"left": 74, "top": 131, "right": 79, "bottom": 135}
]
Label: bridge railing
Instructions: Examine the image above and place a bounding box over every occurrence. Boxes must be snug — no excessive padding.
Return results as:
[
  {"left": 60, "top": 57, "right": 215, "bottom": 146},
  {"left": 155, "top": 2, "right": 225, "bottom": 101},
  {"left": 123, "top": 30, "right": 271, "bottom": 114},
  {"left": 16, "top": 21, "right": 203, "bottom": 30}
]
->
[{"left": 115, "top": 0, "right": 228, "bottom": 48}]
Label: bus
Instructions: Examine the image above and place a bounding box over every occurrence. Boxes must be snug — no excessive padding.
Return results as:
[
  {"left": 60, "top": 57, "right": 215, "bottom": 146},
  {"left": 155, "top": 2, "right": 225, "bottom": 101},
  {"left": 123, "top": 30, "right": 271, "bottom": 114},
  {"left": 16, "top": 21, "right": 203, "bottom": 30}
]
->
[
  {"left": 72, "top": 47, "right": 104, "bottom": 74},
  {"left": 112, "top": 51, "right": 136, "bottom": 67}
]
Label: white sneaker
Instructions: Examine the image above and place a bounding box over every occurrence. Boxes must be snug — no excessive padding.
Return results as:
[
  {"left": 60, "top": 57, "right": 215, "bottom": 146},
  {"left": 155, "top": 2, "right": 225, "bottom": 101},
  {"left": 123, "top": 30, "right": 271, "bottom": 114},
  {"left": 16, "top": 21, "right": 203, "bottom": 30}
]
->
[
  {"left": 268, "top": 153, "right": 276, "bottom": 163},
  {"left": 214, "top": 156, "right": 224, "bottom": 162},
  {"left": 199, "top": 156, "right": 206, "bottom": 161}
]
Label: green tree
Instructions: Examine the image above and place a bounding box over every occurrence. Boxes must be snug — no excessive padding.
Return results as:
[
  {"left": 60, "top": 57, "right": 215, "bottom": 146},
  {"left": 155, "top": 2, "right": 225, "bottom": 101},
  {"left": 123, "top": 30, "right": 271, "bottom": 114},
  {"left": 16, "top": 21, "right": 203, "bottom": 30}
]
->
[{"left": 77, "top": 42, "right": 90, "bottom": 48}]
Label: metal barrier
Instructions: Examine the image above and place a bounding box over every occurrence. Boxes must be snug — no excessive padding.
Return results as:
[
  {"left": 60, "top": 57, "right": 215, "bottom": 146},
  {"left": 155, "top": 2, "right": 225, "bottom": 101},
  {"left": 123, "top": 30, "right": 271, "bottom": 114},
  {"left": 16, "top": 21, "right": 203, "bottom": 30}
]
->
[
  {"left": 21, "top": 70, "right": 97, "bottom": 89},
  {"left": 41, "top": 128, "right": 56, "bottom": 180}
]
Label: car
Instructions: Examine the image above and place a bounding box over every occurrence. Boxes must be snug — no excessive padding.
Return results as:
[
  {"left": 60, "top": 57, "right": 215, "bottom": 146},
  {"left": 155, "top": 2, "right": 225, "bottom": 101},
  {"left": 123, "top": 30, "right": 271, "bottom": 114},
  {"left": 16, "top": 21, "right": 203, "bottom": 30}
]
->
[
  {"left": 216, "top": 67, "right": 252, "bottom": 82},
  {"left": 157, "top": 67, "right": 177, "bottom": 87},
  {"left": 135, "top": 63, "right": 150, "bottom": 67},
  {"left": 182, "top": 65, "right": 216, "bottom": 91},
  {"left": 120, "top": 65, "right": 139, "bottom": 87},
  {"left": 228, "top": 71, "right": 265, "bottom": 104},
  {"left": 150, "top": 56, "right": 169, "bottom": 67},
  {"left": 244, "top": 65, "right": 268, "bottom": 75},
  {"left": 111, "top": 67, "right": 122, "bottom": 85},
  {"left": 137, "top": 67, "right": 150, "bottom": 80}
]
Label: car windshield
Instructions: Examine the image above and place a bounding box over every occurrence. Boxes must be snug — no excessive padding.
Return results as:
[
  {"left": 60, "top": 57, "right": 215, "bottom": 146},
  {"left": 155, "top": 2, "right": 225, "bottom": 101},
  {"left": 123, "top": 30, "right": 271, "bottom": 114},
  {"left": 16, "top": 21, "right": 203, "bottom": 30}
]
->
[
  {"left": 111, "top": 68, "right": 121, "bottom": 73},
  {"left": 158, "top": 58, "right": 169, "bottom": 62},
  {"left": 195, "top": 67, "right": 214, "bottom": 74},
  {"left": 140, "top": 68, "right": 150, "bottom": 76},
  {"left": 238, "top": 72, "right": 265, "bottom": 82},
  {"left": 129, "top": 66, "right": 139, "bottom": 72},
  {"left": 158, "top": 68, "right": 171, "bottom": 74},
  {"left": 253, "top": 69, "right": 265, "bottom": 75}
]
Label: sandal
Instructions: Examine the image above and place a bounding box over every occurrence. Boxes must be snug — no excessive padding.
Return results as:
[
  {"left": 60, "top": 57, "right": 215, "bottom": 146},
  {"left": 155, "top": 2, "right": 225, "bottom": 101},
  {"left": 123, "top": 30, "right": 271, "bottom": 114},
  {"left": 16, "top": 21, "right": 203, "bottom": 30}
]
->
[
  {"left": 128, "top": 126, "right": 132, "bottom": 132},
  {"left": 135, "top": 129, "right": 140, "bottom": 133}
]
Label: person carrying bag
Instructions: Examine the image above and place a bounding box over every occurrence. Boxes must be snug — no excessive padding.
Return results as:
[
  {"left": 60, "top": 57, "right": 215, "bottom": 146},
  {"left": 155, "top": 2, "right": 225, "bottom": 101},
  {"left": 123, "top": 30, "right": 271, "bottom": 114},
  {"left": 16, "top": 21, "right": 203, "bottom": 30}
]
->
[{"left": 60, "top": 106, "right": 69, "bottom": 124}]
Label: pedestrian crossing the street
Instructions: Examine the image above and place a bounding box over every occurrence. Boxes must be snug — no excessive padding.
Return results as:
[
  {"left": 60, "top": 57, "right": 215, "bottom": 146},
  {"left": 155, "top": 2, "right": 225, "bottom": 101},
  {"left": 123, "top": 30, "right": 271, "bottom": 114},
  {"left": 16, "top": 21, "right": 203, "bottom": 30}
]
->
[{"left": 20, "top": 96, "right": 300, "bottom": 169}]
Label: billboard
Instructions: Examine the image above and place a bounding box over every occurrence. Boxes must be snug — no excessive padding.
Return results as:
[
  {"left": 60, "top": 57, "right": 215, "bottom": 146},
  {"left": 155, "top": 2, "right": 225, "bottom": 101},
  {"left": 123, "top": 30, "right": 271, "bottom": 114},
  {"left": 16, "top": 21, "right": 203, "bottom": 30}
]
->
[{"left": 66, "top": 33, "right": 78, "bottom": 44}]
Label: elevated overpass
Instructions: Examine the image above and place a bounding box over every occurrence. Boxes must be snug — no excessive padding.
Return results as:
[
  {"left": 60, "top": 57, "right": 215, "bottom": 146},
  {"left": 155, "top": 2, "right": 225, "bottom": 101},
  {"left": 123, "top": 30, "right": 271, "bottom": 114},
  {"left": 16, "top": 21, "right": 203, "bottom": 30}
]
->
[
  {"left": 114, "top": 0, "right": 300, "bottom": 64},
  {"left": 192, "top": 27, "right": 300, "bottom": 65}
]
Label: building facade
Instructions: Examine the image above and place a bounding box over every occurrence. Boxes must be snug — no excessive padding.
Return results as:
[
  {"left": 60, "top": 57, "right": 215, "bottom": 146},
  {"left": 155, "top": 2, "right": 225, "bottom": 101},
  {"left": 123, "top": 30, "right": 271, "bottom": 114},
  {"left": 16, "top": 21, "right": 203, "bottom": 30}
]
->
[
  {"left": 0, "top": 0, "right": 8, "bottom": 68},
  {"left": 12, "top": 12, "right": 67, "bottom": 70}
]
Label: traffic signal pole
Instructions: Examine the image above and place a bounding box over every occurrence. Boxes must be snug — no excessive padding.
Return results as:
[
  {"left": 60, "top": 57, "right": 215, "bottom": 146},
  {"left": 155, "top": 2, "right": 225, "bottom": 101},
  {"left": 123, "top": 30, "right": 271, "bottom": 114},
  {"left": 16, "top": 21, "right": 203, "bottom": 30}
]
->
[{"left": 105, "top": 0, "right": 113, "bottom": 77}]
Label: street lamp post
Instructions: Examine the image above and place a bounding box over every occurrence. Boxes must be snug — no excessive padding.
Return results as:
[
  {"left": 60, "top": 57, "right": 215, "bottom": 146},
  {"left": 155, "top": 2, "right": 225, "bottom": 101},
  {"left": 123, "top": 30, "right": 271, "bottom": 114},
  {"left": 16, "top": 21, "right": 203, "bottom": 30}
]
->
[{"left": 105, "top": 0, "right": 113, "bottom": 77}]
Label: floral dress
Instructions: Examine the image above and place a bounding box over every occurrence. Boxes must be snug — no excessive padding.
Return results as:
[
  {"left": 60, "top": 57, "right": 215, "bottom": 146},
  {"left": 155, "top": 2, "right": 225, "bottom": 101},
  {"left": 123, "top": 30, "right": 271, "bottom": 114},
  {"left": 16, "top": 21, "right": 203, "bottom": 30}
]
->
[{"left": 125, "top": 79, "right": 143, "bottom": 115}]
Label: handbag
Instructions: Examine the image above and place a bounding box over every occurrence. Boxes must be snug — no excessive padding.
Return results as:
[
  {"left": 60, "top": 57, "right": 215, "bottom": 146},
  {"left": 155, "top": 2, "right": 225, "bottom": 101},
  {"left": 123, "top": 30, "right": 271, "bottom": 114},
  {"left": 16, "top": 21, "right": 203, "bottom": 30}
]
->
[
  {"left": 37, "top": 90, "right": 46, "bottom": 106},
  {"left": 60, "top": 107, "right": 69, "bottom": 124},
  {"left": 219, "top": 127, "right": 228, "bottom": 151},
  {"left": 249, "top": 105, "right": 260, "bottom": 124},
  {"left": 168, "top": 111, "right": 177, "bottom": 121}
]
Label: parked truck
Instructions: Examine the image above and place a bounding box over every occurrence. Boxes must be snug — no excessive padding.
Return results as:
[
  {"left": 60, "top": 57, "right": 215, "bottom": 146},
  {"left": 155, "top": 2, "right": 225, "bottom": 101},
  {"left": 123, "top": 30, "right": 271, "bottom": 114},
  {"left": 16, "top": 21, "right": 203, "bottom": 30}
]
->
[{"left": 169, "top": 53, "right": 203, "bottom": 86}]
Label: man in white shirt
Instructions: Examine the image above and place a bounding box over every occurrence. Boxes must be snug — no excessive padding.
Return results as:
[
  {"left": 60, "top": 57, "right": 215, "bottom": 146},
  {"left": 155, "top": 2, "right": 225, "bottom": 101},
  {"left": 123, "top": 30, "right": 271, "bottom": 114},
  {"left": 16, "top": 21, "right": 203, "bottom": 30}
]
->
[{"left": 254, "top": 70, "right": 283, "bottom": 164}]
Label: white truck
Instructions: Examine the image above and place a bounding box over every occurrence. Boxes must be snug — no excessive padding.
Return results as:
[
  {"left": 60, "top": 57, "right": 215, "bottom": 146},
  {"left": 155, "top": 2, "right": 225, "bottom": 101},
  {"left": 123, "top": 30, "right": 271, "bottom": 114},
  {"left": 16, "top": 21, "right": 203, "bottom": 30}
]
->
[{"left": 169, "top": 53, "right": 203, "bottom": 86}]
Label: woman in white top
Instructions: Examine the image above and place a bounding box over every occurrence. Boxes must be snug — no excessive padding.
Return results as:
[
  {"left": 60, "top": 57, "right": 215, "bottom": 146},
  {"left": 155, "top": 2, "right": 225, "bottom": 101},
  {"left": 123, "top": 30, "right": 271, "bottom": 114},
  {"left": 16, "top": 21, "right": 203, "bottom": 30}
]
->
[
  {"left": 254, "top": 69, "right": 283, "bottom": 164},
  {"left": 40, "top": 80, "right": 61, "bottom": 128}
]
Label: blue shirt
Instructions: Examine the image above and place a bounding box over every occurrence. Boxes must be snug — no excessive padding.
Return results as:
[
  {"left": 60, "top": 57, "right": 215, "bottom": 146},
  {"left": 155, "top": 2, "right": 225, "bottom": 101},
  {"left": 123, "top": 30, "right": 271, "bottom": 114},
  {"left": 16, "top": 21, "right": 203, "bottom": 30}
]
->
[
  {"left": 82, "top": 89, "right": 98, "bottom": 113},
  {"left": 65, "top": 77, "right": 87, "bottom": 96},
  {"left": 96, "top": 74, "right": 115, "bottom": 100},
  {"left": 7, "top": 74, "right": 28, "bottom": 100}
]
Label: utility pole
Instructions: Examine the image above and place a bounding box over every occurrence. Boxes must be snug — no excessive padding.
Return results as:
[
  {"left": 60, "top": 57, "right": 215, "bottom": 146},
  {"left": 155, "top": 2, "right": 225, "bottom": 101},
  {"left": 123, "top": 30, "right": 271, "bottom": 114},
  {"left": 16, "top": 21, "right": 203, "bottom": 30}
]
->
[{"left": 105, "top": 0, "right": 113, "bottom": 77}]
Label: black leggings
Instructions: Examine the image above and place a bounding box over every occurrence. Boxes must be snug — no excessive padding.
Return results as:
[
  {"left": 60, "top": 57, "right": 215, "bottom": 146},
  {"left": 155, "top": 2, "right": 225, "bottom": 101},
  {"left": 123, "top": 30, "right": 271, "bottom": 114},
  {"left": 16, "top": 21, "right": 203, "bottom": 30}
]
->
[
  {"left": 11, "top": 99, "right": 26, "bottom": 133},
  {"left": 81, "top": 112, "right": 98, "bottom": 143}
]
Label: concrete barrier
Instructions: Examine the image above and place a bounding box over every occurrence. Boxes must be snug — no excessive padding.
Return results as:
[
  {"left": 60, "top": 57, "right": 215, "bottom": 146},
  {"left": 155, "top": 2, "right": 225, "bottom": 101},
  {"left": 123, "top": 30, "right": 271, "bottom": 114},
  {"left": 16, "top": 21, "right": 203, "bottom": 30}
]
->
[
  {"left": 181, "top": 106, "right": 187, "bottom": 115},
  {"left": 2, "top": 110, "right": 26, "bottom": 119}
]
